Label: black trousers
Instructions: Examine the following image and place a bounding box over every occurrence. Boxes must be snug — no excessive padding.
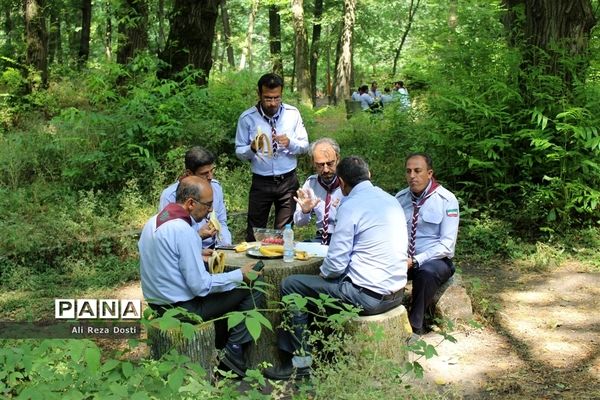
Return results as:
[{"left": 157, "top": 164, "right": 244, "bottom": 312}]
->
[
  {"left": 245, "top": 170, "right": 299, "bottom": 242},
  {"left": 150, "top": 287, "right": 264, "bottom": 346},
  {"left": 408, "top": 258, "right": 455, "bottom": 333}
]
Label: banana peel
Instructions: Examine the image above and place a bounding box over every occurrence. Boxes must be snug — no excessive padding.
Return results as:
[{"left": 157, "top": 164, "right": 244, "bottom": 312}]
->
[
  {"left": 208, "top": 251, "right": 226, "bottom": 274},
  {"left": 207, "top": 210, "right": 222, "bottom": 241},
  {"left": 253, "top": 127, "right": 273, "bottom": 158}
]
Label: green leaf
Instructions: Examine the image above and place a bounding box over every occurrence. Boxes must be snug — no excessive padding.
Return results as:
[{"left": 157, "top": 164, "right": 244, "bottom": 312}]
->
[
  {"left": 131, "top": 392, "right": 151, "bottom": 400},
  {"left": 110, "top": 382, "right": 128, "bottom": 396},
  {"left": 101, "top": 359, "right": 121, "bottom": 373},
  {"left": 245, "top": 316, "right": 262, "bottom": 341},
  {"left": 247, "top": 310, "right": 272, "bottom": 331},
  {"left": 121, "top": 361, "right": 133, "bottom": 378},
  {"left": 424, "top": 344, "right": 438, "bottom": 359},
  {"left": 84, "top": 346, "right": 101, "bottom": 373},
  {"left": 168, "top": 369, "right": 185, "bottom": 392},
  {"left": 227, "top": 312, "right": 245, "bottom": 330},
  {"left": 181, "top": 322, "right": 196, "bottom": 339},
  {"left": 158, "top": 316, "right": 180, "bottom": 330}
]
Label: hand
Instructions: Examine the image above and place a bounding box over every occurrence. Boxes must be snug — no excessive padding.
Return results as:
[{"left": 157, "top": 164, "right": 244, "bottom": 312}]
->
[
  {"left": 407, "top": 258, "right": 414, "bottom": 269},
  {"left": 199, "top": 224, "right": 217, "bottom": 239},
  {"left": 241, "top": 261, "right": 262, "bottom": 284},
  {"left": 202, "top": 248, "right": 214, "bottom": 263},
  {"left": 294, "top": 188, "right": 320, "bottom": 214},
  {"left": 275, "top": 134, "right": 290, "bottom": 148}
]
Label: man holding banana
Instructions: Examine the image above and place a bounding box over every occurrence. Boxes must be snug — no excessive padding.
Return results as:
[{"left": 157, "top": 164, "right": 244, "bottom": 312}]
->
[{"left": 159, "top": 146, "right": 232, "bottom": 248}]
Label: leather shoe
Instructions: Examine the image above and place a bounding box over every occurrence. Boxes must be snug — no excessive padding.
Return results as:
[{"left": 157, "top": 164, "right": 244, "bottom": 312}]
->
[
  {"left": 263, "top": 360, "right": 310, "bottom": 381},
  {"left": 220, "top": 348, "right": 247, "bottom": 378},
  {"left": 406, "top": 332, "right": 422, "bottom": 346}
]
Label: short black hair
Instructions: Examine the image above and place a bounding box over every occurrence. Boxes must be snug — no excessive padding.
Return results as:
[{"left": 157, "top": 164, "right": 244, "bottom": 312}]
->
[
  {"left": 336, "top": 156, "right": 370, "bottom": 188},
  {"left": 405, "top": 152, "right": 433, "bottom": 170},
  {"left": 184, "top": 146, "right": 215, "bottom": 173},
  {"left": 257, "top": 73, "right": 284, "bottom": 93},
  {"left": 175, "top": 176, "right": 203, "bottom": 204}
]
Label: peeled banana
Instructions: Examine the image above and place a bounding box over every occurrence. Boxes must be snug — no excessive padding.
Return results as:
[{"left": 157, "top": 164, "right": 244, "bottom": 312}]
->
[
  {"left": 208, "top": 251, "right": 226, "bottom": 274},
  {"left": 253, "top": 127, "right": 273, "bottom": 157},
  {"left": 259, "top": 245, "right": 284, "bottom": 257},
  {"left": 235, "top": 242, "right": 251, "bottom": 253},
  {"left": 208, "top": 210, "right": 222, "bottom": 241},
  {"left": 294, "top": 250, "right": 310, "bottom": 261}
]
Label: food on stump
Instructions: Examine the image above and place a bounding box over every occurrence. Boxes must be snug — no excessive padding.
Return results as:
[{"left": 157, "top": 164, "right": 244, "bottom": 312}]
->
[
  {"left": 259, "top": 245, "right": 285, "bottom": 257},
  {"left": 234, "top": 242, "right": 251, "bottom": 253}
]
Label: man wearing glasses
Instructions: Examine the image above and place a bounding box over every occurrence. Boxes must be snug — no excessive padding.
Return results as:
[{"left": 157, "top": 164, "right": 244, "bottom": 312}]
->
[
  {"left": 140, "top": 176, "right": 263, "bottom": 378},
  {"left": 293, "top": 138, "right": 343, "bottom": 245},
  {"left": 159, "top": 146, "right": 232, "bottom": 248},
  {"left": 235, "top": 73, "right": 309, "bottom": 242}
]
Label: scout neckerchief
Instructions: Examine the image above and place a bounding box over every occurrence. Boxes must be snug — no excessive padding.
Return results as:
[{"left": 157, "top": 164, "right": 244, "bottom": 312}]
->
[
  {"left": 317, "top": 175, "right": 340, "bottom": 245},
  {"left": 408, "top": 178, "right": 439, "bottom": 257},
  {"left": 156, "top": 203, "right": 192, "bottom": 229},
  {"left": 256, "top": 103, "right": 283, "bottom": 153}
]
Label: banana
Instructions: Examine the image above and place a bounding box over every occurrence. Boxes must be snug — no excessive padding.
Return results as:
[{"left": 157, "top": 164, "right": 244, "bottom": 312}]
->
[
  {"left": 208, "top": 210, "right": 222, "bottom": 240},
  {"left": 253, "top": 127, "right": 273, "bottom": 157},
  {"left": 259, "top": 245, "right": 284, "bottom": 257},
  {"left": 208, "top": 251, "right": 226, "bottom": 274},
  {"left": 294, "top": 250, "right": 310, "bottom": 260},
  {"left": 234, "top": 242, "right": 250, "bottom": 253}
]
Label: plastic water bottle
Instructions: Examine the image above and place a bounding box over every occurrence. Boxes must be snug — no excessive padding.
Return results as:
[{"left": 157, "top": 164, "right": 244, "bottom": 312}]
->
[{"left": 283, "top": 224, "right": 294, "bottom": 263}]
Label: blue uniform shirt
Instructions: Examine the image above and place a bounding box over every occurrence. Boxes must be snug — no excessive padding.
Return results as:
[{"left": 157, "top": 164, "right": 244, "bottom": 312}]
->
[
  {"left": 293, "top": 174, "right": 344, "bottom": 234},
  {"left": 159, "top": 179, "right": 232, "bottom": 247},
  {"left": 395, "top": 184, "right": 459, "bottom": 266},
  {"left": 235, "top": 103, "right": 309, "bottom": 176},
  {"left": 138, "top": 214, "right": 243, "bottom": 304},
  {"left": 320, "top": 181, "right": 408, "bottom": 295}
]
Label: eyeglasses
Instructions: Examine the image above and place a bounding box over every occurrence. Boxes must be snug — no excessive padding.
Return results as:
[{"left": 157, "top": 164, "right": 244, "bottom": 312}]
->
[
  {"left": 262, "top": 96, "right": 282, "bottom": 103},
  {"left": 315, "top": 160, "right": 337, "bottom": 169},
  {"left": 190, "top": 198, "right": 213, "bottom": 208}
]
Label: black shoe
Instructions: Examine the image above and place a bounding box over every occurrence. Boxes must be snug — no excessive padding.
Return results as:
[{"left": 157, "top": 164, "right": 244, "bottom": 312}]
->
[
  {"left": 406, "top": 332, "right": 422, "bottom": 346},
  {"left": 220, "top": 348, "right": 247, "bottom": 378},
  {"left": 263, "top": 360, "right": 311, "bottom": 381}
]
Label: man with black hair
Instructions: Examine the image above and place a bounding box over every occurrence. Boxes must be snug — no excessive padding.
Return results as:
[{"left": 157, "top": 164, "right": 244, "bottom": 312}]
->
[
  {"left": 159, "top": 146, "right": 232, "bottom": 247},
  {"left": 235, "top": 73, "right": 310, "bottom": 242},
  {"left": 264, "top": 156, "right": 408, "bottom": 380},
  {"left": 395, "top": 153, "right": 459, "bottom": 341}
]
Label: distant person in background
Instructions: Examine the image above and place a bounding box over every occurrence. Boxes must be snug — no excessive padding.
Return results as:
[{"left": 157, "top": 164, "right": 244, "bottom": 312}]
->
[
  {"left": 381, "top": 87, "right": 394, "bottom": 106},
  {"left": 141, "top": 176, "right": 263, "bottom": 378},
  {"left": 159, "top": 146, "right": 232, "bottom": 248},
  {"left": 368, "top": 81, "right": 382, "bottom": 100},
  {"left": 395, "top": 153, "right": 459, "bottom": 342},
  {"left": 351, "top": 88, "right": 361, "bottom": 102},
  {"left": 235, "top": 73, "right": 310, "bottom": 241},
  {"left": 358, "top": 85, "right": 375, "bottom": 110},
  {"left": 395, "top": 80, "right": 411, "bottom": 109},
  {"left": 293, "top": 138, "right": 343, "bottom": 245}
]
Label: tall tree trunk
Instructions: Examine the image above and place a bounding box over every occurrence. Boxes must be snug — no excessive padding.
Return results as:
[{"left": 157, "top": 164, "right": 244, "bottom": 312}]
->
[
  {"left": 334, "top": 0, "right": 355, "bottom": 104},
  {"left": 24, "top": 0, "right": 48, "bottom": 88},
  {"left": 239, "top": 0, "right": 258, "bottom": 71},
  {"left": 309, "top": 0, "right": 323, "bottom": 107},
  {"left": 269, "top": 4, "right": 282, "bottom": 75},
  {"left": 220, "top": 0, "right": 235, "bottom": 68},
  {"left": 117, "top": 0, "right": 149, "bottom": 65},
  {"left": 326, "top": 28, "right": 332, "bottom": 104},
  {"left": 159, "top": 0, "right": 220, "bottom": 86},
  {"left": 391, "top": 0, "right": 420, "bottom": 77},
  {"left": 291, "top": 0, "right": 311, "bottom": 105},
  {"left": 157, "top": 0, "right": 166, "bottom": 51},
  {"left": 48, "top": 5, "right": 60, "bottom": 64},
  {"left": 104, "top": 1, "right": 113, "bottom": 60},
  {"left": 78, "top": 0, "right": 92, "bottom": 66}
]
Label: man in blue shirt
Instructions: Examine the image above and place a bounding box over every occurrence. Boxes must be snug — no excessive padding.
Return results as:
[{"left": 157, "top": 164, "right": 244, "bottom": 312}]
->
[
  {"left": 395, "top": 153, "right": 459, "bottom": 339},
  {"left": 235, "top": 73, "right": 310, "bottom": 241},
  {"left": 140, "top": 176, "right": 263, "bottom": 377},
  {"left": 264, "top": 156, "right": 408, "bottom": 380},
  {"left": 159, "top": 146, "right": 232, "bottom": 248}
]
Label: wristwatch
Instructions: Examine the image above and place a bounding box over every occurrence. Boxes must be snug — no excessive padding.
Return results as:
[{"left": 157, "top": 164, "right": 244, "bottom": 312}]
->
[{"left": 412, "top": 258, "right": 420, "bottom": 269}]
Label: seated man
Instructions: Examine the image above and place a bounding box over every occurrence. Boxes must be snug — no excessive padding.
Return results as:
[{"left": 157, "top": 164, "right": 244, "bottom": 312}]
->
[
  {"left": 159, "top": 146, "right": 232, "bottom": 248},
  {"left": 395, "top": 153, "right": 459, "bottom": 339},
  {"left": 140, "top": 176, "right": 263, "bottom": 377},
  {"left": 265, "top": 156, "right": 408, "bottom": 380},
  {"left": 358, "top": 85, "right": 374, "bottom": 110},
  {"left": 293, "top": 138, "right": 343, "bottom": 245}
]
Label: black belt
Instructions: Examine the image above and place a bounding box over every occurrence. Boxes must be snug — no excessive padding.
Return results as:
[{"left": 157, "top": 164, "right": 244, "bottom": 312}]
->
[
  {"left": 252, "top": 169, "right": 296, "bottom": 182},
  {"left": 344, "top": 278, "right": 403, "bottom": 301}
]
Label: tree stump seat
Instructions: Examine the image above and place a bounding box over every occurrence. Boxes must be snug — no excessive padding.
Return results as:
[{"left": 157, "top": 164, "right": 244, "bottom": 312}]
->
[
  {"left": 345, "top": 99, "right": 363, "bottom": 119},
  {"left": 147, "top": 321, "right": 217, "bottom": 375},
  {"left": 346, "top": 305, "right": 412, "bottom": 363}
]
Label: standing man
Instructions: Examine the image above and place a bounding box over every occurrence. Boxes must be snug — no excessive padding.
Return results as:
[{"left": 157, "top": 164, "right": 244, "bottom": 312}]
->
[
  {"left": 265, "top": 156, "right": 408, "bottom": 380},
  {"left": 159, "top": 146, "right": 232, "bottom": 248},
  {"left": 235, "top": 73, "right": 309, "bottom": 242},
  {"left": 140, "top": 176, "right": 263, "bottom": 377},
  {"left": 395, "top": 153, "right": 459, "bottom": 338},
  {"left": 293, "top": 138, "right": 343, "bottom": 245}
]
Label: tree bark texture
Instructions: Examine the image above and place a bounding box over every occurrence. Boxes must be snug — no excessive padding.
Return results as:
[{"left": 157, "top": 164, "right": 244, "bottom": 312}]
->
[
  {"left": 220, "top": 0, "right": 235, "bottom": 68},
  {"left": 239, "top": 0, "right": 258, "bottom": 71},
  {"left": 291, "top": 0, "right": 312, "bottom": 106},
  {"left": 334, "top": 0, "right": 356, "bottom": 104},
  {"left": 269, "top": 4, "right": 283, "bottom": 75},
  {"left": 391, "top": 0, "right": 420, "bottom": 77},
  {"left": 117, "top": 0, "right": 149, "bottom": 65},
  {"left": 104, "top": 1, "right": 113, "bottom": 60},
  {"left": 24, "top": 0, "right": 48, "bottom": 87},
  {"left": 78, "top": 0, "right": 92, "bottom": 65},
  {"left": 310, "top": 0, "right": 323, "bottom": 106},
  {"left": 160, "top": 0, "right": 220, "bottom": 86},
  {"left": 157, "top": 0, "right": 166, "bottom": 51},
  {"left": 48, "top": 5, "right": 60, "bottom": 64}
]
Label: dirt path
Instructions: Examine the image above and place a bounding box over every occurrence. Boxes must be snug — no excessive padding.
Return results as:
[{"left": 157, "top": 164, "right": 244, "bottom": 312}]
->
[
  {"left": 414, "top": 262, "right": 600, "bottom": 399},
  {"left": 110, "top": 261, "right": 600, "bottom": 399}
]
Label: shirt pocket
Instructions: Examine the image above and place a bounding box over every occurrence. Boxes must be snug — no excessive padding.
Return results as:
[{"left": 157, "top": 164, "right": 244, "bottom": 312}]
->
[{"left": 420, "top": 207, "right": 443, "bottom": 236}]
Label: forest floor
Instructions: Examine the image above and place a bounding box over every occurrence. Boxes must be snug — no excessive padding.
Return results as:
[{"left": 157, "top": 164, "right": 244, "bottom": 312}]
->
[{"left": 109, "top": 260, "right": 600, "bottom": 399}]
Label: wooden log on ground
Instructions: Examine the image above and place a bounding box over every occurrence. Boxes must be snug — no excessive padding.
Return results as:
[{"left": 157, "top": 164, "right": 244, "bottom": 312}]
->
[
  {"left": 346, "top": 305, "right": 412, "bottom": 364},
  {"left": 147, "top": 321, "right": 216, "bottom": 375}
]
